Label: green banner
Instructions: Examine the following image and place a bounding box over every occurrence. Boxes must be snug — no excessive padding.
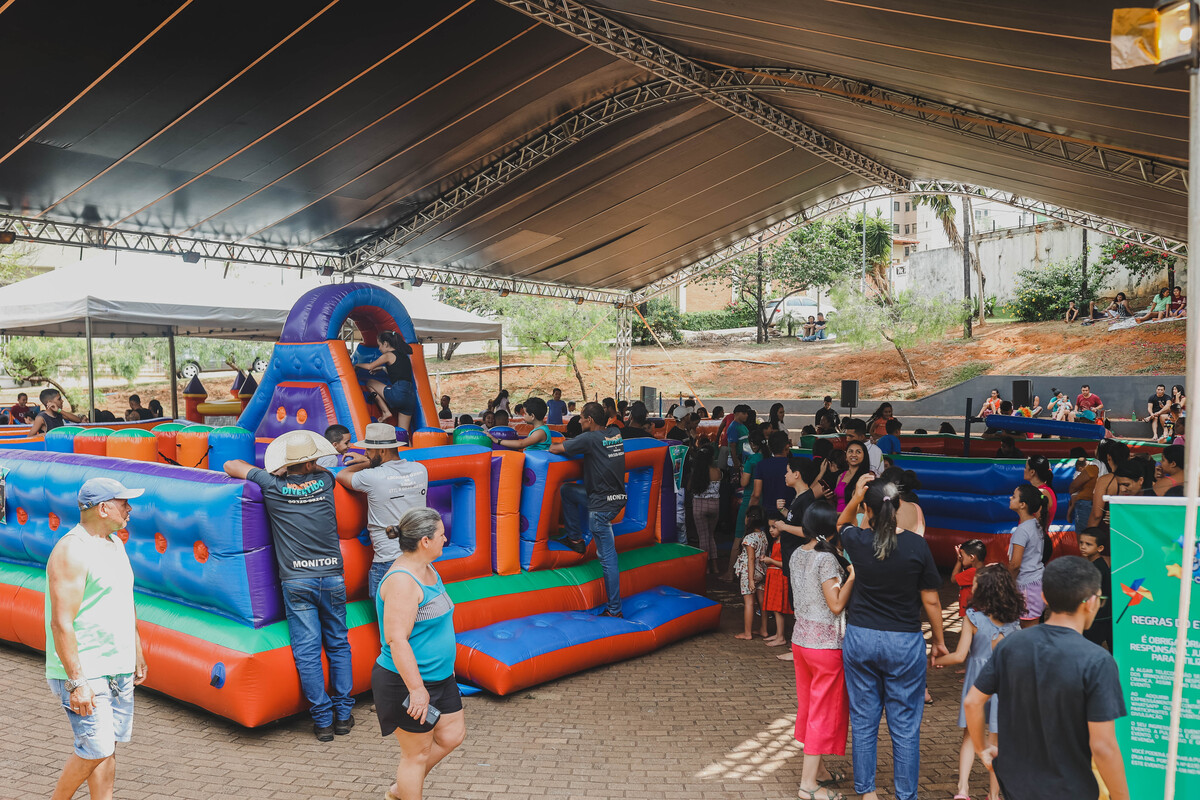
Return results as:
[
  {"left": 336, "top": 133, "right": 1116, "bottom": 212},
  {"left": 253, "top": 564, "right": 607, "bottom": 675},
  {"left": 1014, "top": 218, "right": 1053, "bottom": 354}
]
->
[
  {"left": 1112, "top": 499, "right": 1200, "bottom": 797},
  {"left": 668, "top": 444, "right": 688, "bottom": 492}
]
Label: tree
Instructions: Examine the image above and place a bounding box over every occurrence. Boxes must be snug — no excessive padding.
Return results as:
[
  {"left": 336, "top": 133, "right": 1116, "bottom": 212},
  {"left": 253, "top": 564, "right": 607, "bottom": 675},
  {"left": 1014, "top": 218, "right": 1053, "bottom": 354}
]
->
[
  {"left": 437, "top": 287, "right": 501, "bottom": 360},
  {"left": 828, "top": 281, "right": 966, "bottom": 388},
  {"left": 702, "top": 217, "right": 862, "bottom": 342},
  {"left": 0, "top": 242, "right": 36, "bottom": 287},
  {"left": 496, "top": 296, "right": 616, "bottom": 399},
  {"left": 1096, "top": 239, "right": 1176, "bottom": 287},
  {"left": 913, "top": 193, "right": 986, "bottom": 329},
  {"left": 851, "top": 210, "right": 895, "bottom": 294},
  {"left": 634, "top": 298, "right": 683, "bottom": 345},
  {"left": 0, "top": 337, "right": 86, "bottom": 409}
]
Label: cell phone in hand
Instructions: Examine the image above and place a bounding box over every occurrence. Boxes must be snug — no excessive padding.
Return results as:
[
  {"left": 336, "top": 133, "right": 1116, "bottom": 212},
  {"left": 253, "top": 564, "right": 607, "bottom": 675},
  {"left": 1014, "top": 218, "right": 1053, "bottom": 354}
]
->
[{"left": 402, "top": 695, "right": 442, "bottom": 724}]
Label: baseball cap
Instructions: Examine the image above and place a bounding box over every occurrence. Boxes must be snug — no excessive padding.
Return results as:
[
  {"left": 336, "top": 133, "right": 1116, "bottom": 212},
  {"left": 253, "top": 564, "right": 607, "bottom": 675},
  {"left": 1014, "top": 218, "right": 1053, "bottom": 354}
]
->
[{"left": 78, "top": 477, "right": 145, "bottom": 509}]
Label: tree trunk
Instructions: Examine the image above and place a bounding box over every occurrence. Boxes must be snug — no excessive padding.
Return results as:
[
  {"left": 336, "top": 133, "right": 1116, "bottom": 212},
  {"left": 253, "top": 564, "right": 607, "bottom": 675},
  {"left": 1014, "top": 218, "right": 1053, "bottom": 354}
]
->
[
  {"left": 22, "top": 373, "right": 78, "bottom": 411},
  {"left": 879, "top": 331, "right": 918, "bottom": 388},
  {"left": 567, "top": 349, "right": 587, "bottom": 401},
  {"left": 962, "top": 196, "right": 985, "bottom": 326},
  {"left": 440, "top": 341, "right": 460, "bottom": 361}
]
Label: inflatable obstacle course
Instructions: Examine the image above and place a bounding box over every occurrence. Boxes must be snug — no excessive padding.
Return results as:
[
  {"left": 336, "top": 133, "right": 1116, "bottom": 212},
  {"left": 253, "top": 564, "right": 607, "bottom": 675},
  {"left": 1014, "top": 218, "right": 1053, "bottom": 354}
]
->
[{"left": 0, "top": 282, "right": 717, "bottom": 726}]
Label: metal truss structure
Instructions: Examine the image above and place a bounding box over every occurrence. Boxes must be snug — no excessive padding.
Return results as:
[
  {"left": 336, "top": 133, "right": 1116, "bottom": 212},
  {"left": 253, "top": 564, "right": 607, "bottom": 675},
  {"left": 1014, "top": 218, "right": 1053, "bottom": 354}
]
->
[
  {"left": 614, "top": 305, "right": 633, "bottom": 402},
  {"left": 630, "top": 180, "right": 1189, "bottom": 303},
  {"left": 344, "top": 0, "right": 909, "bottom": 275},
  {"left": 341, "top": 62, "right": 1186, "bottom": 278},
  {"left": 722, "top": 67, "right": 1188, "bottom": 196},
  {"left": 0, "top": 214, "right": 344, "bottom": 272}
]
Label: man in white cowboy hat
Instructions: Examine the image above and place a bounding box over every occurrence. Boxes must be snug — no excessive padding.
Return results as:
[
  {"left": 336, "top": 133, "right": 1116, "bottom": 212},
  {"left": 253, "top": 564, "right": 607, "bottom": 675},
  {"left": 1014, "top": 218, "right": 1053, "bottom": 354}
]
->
[
  {"left": 46, "top": 477, "right": 147, "bottom": 800},
  {"left": 223, "top": 430, "right": 354, "bottom": 742},
  {"left": 336, "top": 422, "right": 429, "bottom": 599}
]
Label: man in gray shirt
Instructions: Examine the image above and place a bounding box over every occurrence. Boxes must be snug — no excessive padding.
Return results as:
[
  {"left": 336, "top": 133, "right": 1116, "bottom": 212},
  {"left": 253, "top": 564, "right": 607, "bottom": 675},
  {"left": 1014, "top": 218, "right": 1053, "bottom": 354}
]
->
[{"left": 336, "top": 422, "right": 429, "bottom": 598}]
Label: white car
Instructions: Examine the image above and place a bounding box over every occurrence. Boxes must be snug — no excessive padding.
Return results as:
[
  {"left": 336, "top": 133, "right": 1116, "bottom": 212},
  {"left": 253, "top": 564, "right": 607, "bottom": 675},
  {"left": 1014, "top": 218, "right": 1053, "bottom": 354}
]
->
[{"left": 765, "top": 295, "right": 836, "bottom": 325}]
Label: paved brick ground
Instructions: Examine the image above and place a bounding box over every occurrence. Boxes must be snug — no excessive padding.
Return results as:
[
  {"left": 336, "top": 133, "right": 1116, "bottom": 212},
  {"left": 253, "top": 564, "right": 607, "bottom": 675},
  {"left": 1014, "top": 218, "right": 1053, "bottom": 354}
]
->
[{"left": 2, "top": 582, "right": 981, "bottom": 799}]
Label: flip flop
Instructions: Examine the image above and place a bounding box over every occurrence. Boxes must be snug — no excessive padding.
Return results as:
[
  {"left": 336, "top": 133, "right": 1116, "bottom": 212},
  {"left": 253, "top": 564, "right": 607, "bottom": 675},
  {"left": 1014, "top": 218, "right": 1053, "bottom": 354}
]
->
[
  {"left": 797, "top": 787, "right": 844, "bottom": 800},
  {"left": 817, "top": 770, "right": 846, "bottom": 788}
]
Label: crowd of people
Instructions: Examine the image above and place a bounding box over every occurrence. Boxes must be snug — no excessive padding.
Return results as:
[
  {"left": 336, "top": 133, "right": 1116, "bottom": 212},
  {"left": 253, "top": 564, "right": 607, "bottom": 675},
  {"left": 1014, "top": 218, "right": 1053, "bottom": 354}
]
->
[
  {"left": 39, "top": 369, "right": 1179, "bottom": 800},
  {"left": 1075, "top": 285, "right": 1187, "bottom": 324}
]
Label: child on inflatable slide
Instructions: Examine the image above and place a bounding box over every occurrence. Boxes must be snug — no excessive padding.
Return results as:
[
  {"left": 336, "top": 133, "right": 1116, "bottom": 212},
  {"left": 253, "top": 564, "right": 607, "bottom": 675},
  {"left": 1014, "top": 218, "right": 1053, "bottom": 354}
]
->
[{"left": 360, "top": 330, "right": 417, "bottom": 430}]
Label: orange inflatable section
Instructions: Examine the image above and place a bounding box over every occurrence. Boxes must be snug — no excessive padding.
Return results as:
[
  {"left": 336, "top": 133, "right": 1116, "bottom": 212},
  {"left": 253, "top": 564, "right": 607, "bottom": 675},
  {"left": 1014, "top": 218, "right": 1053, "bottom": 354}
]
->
[
  {"left": 491, "top": 450, "right": 523, "bottom": 576},
  {"left": 323, "top": 341, "right": 374, "bottom": 437}
]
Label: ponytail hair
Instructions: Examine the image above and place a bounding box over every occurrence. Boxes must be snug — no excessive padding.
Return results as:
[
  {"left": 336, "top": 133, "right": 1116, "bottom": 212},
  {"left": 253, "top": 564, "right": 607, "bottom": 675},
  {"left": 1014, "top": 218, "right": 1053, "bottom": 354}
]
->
[
  {"left": 863, "top": 480, "right": 901, "bottom": 560},
  {"left": 800, "top": 500, "right": 849, "bottom": 573},
  {"left": 1015, "top": 482, "right": 1049, "bottom": 535},
  {"left": 378, "top": 329, "right": 412, "bottom": 354},
  {"left": 1026, "top": 455, "right": 1054, "bottom": 490}
]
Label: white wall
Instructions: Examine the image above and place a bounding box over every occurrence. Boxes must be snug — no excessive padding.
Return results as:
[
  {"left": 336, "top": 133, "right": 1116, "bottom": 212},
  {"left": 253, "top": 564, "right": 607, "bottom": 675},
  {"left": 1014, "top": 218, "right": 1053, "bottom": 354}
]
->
[{"left": 893, "top": 222, "right": 1179, "bottom": 304}]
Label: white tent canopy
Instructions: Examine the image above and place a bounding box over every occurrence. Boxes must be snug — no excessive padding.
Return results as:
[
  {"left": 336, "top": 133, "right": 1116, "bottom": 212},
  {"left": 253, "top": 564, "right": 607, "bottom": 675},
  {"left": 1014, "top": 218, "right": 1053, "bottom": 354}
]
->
[
  {"left": 0, "top": 252, "right": 501, "bottom": 416},
  {"left": 0, "top": 253, "right": 501, "bottom": 343}
]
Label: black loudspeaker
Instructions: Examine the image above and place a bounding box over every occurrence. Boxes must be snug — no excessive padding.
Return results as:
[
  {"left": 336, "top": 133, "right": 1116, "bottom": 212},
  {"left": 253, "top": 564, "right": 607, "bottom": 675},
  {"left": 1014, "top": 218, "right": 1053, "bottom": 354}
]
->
[
  {"left": 840, "top": 380, "right": 859, "bottom": 410},
  {"left": 1012, "top": 379, "right": 1033, "bottom": 409},
  {"left": 640, "top": 386, "right": 656, "bottom": 407}
]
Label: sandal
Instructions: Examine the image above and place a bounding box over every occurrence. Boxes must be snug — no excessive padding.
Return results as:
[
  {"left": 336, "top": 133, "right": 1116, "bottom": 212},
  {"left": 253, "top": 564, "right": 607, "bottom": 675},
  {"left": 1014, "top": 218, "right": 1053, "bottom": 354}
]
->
[
  {"left": 817, "top": 770, "right": 846, "bottom": 788},
  {"left": 797, "top": 788, "right": 844, "bottom": 800},
  {"left": 385, "top": 791, "right": 401, "bottom": 800}
]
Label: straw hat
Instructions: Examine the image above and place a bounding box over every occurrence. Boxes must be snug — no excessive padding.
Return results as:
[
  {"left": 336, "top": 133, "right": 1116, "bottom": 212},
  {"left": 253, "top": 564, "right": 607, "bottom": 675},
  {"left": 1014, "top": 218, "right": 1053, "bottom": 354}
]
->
[
  {"left": 264, "top": 430, "right": 339, "bottom": 474},
  {"left": 353, "top": 422, "right": 402, "bottom": 449}
]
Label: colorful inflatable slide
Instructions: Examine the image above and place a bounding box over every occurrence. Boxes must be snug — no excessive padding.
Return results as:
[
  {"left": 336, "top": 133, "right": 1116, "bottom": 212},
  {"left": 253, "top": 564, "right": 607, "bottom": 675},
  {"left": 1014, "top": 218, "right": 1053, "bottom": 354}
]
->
[{"left": 0, "top": 283, "right": 718, "bottom": 726}]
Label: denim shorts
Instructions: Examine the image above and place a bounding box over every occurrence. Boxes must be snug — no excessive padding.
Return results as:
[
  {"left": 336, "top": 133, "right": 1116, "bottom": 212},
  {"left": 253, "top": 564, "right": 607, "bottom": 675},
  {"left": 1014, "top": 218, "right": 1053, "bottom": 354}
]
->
[
  {"left": 49, "top": 674, "right": 134, "bottom": 759},
  {"left": 383, "top": 380, "right": 416, "bottom": 415}
]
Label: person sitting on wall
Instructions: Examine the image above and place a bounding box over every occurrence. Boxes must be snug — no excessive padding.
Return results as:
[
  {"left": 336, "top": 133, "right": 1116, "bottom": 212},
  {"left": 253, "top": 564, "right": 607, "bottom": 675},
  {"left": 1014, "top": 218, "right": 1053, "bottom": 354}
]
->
[
  {"left": 361, "top": 330, "right": 417, "bottom": 430},
  {"left": 1071, "top": 385, "right": 1105, "bottom": 424},
  {"left": 28, "top": 388, "right": 87, "bottom": 436},
  {"left": 981, "top": 401, "right": 1015, "bottom": 438}
]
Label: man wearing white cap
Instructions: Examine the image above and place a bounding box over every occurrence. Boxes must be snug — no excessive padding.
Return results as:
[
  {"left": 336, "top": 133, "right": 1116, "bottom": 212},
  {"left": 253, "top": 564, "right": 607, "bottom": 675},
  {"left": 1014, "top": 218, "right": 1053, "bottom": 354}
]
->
[
  {"left": 335, "top": 422, "right": 429, "bottom": 599},
  {"left": 46, "top": 477, "right": 147, "bottom": 800},
  {"left": 224, "top": 430, "right": 354, "bottom": 742}
]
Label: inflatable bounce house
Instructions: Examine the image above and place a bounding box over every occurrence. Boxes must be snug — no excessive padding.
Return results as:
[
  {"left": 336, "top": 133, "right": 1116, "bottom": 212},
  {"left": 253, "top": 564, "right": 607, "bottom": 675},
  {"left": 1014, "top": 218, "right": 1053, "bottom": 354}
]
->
[{"left": 0, "top": 283, "right": 718, "bottom": 726}]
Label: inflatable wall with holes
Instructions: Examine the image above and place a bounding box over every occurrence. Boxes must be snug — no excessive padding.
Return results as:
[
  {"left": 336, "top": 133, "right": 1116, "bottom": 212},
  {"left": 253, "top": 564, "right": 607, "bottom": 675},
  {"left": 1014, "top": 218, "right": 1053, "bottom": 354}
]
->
[{"left": 0, "top": 282, "right": 717, "bottom": 724}]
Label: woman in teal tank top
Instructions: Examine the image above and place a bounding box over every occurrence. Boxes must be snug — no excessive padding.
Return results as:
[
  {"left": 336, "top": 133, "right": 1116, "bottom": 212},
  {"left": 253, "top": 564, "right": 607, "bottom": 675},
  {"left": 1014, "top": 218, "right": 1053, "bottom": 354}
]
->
[
  {"left": 372, "top": 508, "right": 465, "bottom": 800},
  {"left": 491, "top": 396, "right": 553, "bottom": 452}
]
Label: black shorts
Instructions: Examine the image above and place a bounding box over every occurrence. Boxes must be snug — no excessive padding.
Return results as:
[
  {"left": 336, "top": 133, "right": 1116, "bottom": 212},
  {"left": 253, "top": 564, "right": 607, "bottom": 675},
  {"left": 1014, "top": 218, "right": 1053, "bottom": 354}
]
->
[{"left": 372, "top": 664, "right": 461, "bottom": 735}]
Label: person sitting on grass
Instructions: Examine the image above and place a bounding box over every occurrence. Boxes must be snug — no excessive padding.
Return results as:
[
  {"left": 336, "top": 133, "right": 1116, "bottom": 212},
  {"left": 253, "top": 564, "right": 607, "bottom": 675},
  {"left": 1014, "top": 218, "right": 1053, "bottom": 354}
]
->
[
  {"left": 800, "top": 315, "right": 817, "bottom": 339},
  {"left": 1133, "top": 287, "right": 1171, "bottom": 325},
  {"left": 1090, "top": 292, "right": 1130, "bottom": 320},
  {"left": 801, "top": 313, "right": 829, "bottom": 342},
  {"left": 1065, "top": 300, "right": 1080, "bottom": 323},
  {"left": 1168, "top": 285, "right": 1187, "bottom": 318}
]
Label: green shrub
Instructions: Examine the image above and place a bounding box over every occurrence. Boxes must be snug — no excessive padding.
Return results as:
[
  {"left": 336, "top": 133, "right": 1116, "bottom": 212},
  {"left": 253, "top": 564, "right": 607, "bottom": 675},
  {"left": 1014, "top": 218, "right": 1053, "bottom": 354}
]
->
[
  {"left": 680, "top": 301, "right": 757, "bottom": 331},
  {"left": 634, "top": 298, "right": 683, "bottom": 345},
  {"left": 1003, "top": 256, "right": 1115, "bottom": 322}
]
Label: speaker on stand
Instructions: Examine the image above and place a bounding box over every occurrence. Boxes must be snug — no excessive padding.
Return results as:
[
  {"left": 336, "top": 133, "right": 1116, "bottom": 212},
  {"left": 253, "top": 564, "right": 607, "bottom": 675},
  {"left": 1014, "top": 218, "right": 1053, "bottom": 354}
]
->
[{"left": 840, "top": 380, "right": 859, "bottom": 417}]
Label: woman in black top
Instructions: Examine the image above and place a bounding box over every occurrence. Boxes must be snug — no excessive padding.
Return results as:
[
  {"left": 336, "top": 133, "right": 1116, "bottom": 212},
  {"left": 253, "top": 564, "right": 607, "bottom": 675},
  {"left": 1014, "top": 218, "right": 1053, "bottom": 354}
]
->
[
  {"left": 362, "top": 330, "right": 417, "bottom": 430},
  {"left": 836, "top": 474, "right": 947, "bottom": 800}
]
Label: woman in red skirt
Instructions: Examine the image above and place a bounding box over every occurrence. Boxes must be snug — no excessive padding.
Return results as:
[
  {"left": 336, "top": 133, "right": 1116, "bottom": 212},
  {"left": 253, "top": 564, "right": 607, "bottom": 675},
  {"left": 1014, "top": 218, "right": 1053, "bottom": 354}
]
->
[
  {"left": 761, "top": 525, "right": 792, "bottom": 647},
  {"left": 789, "top": 500, "right": 854, "bottom": 800}
]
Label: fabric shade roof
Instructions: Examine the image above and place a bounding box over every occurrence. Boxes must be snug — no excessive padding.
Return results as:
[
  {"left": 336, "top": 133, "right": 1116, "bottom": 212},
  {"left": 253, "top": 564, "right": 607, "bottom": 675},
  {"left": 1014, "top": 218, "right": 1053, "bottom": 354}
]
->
[
  {"left": 0, "top": 254, "right": 500, "bottom": 343},
  {"left": 0, "top": 2, "right": 1186, "bottom": 292}
]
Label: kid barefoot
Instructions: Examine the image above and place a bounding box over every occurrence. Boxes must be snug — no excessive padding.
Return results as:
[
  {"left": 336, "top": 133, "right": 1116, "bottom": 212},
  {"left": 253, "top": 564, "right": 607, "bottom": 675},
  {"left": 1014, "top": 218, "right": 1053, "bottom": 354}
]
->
[
  {"left": 776, "top": 650, "right": 794, "bottom": 661},
  {"left": 734, "top": 632, "right": 753, "bottom": 640},
  {"left": 763, "top": 637, "right": 786, "bottom": 647}
]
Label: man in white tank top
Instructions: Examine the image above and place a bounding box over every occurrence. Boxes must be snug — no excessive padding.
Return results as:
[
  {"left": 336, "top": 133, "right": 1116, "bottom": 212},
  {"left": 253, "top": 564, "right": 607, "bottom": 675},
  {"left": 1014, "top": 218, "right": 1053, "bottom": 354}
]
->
[{"left": 46, "top": 477, "right": 147, "bottom": 800}]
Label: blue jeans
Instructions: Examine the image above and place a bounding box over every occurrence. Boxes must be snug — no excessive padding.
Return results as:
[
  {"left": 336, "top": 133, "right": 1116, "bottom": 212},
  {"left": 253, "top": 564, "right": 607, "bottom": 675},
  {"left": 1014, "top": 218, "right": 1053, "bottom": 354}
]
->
[
  {"left": 560, "top": 483, "right": 622, "bottom": 615},
  {"left": 368, "top": 561, "right": 391, "bottom": 600},
  {"left": 1073, "top": 500, "right": 1092, "bottom": 533},
  {"left": 280, "top": 575, "right": 355, "bottom": 727},
  {"left": 842, "top": 625, "right": 926, "bottom": 800}
]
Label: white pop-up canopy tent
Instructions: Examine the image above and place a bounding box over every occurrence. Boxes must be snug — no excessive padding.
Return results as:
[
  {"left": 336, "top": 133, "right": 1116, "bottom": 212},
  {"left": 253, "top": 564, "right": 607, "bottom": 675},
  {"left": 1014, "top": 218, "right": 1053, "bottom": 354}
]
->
[{"left": 0, "top": 252, "right": 501, "bottom": 415}]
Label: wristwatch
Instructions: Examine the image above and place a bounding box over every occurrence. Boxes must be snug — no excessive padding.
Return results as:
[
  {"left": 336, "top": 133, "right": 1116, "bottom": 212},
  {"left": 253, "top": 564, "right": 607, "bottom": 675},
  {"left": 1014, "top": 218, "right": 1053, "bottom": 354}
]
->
[{"left": 64, "top": 678, "right": 88, "bottom": 693}]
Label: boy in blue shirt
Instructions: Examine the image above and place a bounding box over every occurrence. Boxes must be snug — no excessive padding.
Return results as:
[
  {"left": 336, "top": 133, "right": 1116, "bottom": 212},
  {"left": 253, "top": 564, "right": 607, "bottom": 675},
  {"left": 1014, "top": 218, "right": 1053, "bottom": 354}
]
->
[{"left": 876, "top": 418, "right": 902, "bottom": 455}]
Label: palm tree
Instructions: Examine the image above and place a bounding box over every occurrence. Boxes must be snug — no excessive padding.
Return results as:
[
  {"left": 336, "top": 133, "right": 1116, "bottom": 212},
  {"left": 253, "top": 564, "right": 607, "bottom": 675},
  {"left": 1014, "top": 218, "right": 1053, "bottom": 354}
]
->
[
  {"left": 913, "top": 193, "right": 986, "bottom": 328},
  {"left": 853, "top": 210, "right": 895, "bottom": 295}
]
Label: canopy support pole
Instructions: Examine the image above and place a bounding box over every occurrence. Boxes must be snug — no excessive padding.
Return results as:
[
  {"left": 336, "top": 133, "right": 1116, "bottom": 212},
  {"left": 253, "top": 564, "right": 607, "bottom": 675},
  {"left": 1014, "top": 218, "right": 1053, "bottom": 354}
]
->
[
  {"left": 1164, "top": 65, "right": 1200, "bottom": 800},
  {"left": 615, "top": 305, "right": 632, "bottom": 401},
  {"left": 84, "top": 316, "right": 95, "bottom": 419},
  {"left": 497, "top": 338, "right": 503, "bottom": 391},
  {"left": 168, "top": 329, "right": 178, "bottom": 420}
]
